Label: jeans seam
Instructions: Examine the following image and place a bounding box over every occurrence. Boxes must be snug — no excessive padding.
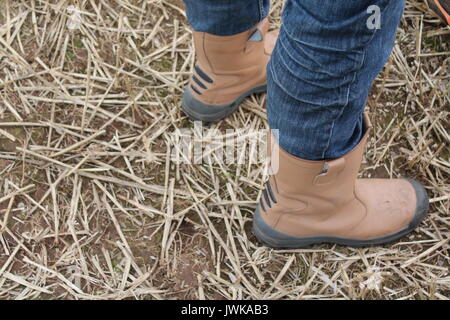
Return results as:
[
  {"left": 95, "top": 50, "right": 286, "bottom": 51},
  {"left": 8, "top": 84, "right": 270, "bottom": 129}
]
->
[
  {"left": 258, "top": 0, "right": 265, "bottom": 21},
  {"left": 321, "top": 1, "right": 391, "bottom": 159},
  {"left": 321, "top": 59, "right": 362, "bottom": 159}
]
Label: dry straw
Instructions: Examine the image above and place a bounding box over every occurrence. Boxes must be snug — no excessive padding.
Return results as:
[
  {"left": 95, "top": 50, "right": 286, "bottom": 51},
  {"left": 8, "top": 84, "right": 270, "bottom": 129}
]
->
[{"left": 0, "top": 0, "right": 448, "bottom": 300}]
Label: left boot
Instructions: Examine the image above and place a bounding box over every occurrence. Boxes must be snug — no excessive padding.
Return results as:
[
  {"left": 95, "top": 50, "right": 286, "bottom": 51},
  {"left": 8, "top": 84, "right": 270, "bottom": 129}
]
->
[{"left": 182, "top": 18, "right": 278, "bottom": 123}]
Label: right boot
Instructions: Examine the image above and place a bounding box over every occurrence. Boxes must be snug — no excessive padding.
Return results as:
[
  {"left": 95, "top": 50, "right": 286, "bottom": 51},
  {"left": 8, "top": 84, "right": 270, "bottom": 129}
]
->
[
  {"left": 253, "top": 114, "right": 429, "bottom": 248},
  {"left": 182, "top": 18, "right": 278, "bottom": 123}
]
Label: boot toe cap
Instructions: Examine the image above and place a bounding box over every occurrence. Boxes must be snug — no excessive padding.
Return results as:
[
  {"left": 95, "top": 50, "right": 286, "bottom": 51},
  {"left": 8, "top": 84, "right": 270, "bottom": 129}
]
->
[{"left": 404, "top": 178, "right": 430, "bottom": 229}]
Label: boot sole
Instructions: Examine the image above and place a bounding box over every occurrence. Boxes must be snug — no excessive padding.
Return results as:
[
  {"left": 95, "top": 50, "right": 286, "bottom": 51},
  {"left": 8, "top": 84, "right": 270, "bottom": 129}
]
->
[
  {"left": 252, "top": 178, "right": 429, "bottom": 249},
  {"left": 181, "top": 84, "right": 267, "bottom": 124}
]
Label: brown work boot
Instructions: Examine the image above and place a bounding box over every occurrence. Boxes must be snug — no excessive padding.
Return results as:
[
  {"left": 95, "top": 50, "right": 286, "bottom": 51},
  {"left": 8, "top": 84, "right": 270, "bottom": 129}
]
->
[
  {"left": 182, "top": 18, "right": 278, "bottom": 123},
  {"left": 253, "top": 114, "right": 429, "bottom": 248},
  {"left": 427, "top": 0, "right": 450, "bottom": 25}
]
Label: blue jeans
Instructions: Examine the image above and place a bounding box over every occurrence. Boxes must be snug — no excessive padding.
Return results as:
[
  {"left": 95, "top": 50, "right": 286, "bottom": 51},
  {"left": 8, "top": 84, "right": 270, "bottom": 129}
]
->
[
  {"left": 184, "top": 0, "right": 270, "bottom": 36},
  {"left": 184, "top": 0, "right": 405, "bottom": 160}
]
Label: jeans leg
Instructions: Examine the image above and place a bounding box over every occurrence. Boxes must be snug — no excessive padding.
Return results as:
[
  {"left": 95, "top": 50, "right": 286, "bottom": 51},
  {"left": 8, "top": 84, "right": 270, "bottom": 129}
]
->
[
  {"left": 268, "top": 0, "right": 405, "bottom": 160},
  {"left": 183, "top": 0, "right": 270, "bottom": 36}
]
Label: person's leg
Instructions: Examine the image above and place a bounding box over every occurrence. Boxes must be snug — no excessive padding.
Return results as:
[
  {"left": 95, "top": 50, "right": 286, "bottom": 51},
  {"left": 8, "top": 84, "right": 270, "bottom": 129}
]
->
[
  {"left": 184, "top": 0, "right": 269, "bottom": 36},
  {"left": 181, "top": 1, "right": 278, "bottom": 123},
  {"left": 268, "top": 0, "right": 404, "bottom": 160},
  {"left": 254, "top": 0, "right": 429, "bottom": 248}
]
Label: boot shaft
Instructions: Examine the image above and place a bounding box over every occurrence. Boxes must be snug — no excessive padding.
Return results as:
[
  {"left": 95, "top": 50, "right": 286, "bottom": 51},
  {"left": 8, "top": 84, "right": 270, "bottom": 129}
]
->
[
  {"left": 192, "top": 18, "right": 270, "bottom": 75},
  {"left": 265, "top": 113, "right": 372, "bottom": 214},
  {"left": 187, "top": 18, "right": 274, "bottom": 105}
]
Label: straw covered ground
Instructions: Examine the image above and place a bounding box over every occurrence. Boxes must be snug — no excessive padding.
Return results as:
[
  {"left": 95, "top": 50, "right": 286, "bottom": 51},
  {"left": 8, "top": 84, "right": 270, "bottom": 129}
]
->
[{"left": 0, "top": 0, "right": 449, "bottom": 300}]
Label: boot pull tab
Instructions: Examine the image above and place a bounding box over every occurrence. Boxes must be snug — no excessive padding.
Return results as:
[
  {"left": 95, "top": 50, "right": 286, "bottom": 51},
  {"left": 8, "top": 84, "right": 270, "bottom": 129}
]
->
[
  {"left": 247, "top": 29, "right": 263, "bottom": 42},
  {"left": 245, "top": 28, "right": 264, "bottom": 53},
  {"left": 320, "top": 162, "right": 329, "bottom": 175},
  {"left": 314, "top": 158, "right": 346, "bottom": 185}
]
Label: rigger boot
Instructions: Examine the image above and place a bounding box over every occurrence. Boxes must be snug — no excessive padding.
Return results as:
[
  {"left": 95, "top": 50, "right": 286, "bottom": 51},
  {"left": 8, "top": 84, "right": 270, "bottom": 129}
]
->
[
  {"left": 182, "top": 18, "right": 278, "bottom": 123},
  {"left": 253, "top": 114, "right": 429, "bottom": 248}
]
